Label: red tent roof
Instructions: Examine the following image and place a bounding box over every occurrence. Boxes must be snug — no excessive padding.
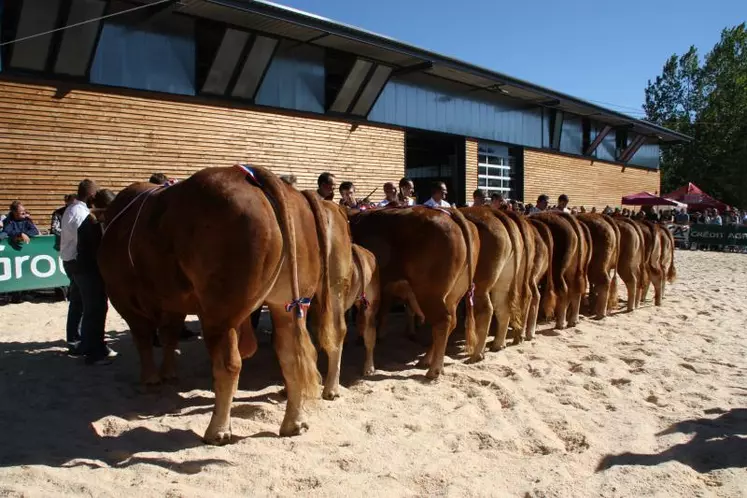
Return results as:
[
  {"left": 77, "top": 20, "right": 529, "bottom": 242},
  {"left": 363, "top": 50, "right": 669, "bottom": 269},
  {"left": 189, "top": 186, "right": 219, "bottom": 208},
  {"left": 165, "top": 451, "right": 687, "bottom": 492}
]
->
[
  {"left": 621, "top": 191, "right": 681, "bottom": 206},
  {"left": 664, "top": 183, "right": 730, "bottom": 211}
]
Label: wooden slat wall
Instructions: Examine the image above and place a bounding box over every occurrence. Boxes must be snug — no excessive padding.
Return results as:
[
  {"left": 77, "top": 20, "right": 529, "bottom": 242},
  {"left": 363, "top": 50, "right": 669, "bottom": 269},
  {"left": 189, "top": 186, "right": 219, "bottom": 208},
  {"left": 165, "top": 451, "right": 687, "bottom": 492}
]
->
[
  {"left": 524, "top": 149, "right": 661, "bottom": 211},
  {"left": 0, "top": 81, "right": 405, "bottom": 225},
  {"left": 465, "top": 138, "right": 478, "bottom": 201}
]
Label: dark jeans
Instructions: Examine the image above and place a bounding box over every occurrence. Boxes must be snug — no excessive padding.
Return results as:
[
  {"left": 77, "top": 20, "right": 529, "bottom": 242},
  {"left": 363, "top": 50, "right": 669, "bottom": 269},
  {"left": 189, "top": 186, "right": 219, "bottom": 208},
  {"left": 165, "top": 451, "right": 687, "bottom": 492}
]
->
[
  {"left": 63, "top": 261, "right": 82, "bottom": 345},
  {"left": 66, "top": 263, "right": 109, "bottom": 357}
]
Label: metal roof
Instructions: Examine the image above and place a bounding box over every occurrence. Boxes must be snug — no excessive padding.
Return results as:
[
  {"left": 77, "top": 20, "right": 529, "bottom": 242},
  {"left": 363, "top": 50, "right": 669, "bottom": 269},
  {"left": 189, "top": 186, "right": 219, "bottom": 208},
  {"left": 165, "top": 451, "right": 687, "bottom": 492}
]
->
[{"left": 173, "top": 0, "right": 690, "bottom": 143}]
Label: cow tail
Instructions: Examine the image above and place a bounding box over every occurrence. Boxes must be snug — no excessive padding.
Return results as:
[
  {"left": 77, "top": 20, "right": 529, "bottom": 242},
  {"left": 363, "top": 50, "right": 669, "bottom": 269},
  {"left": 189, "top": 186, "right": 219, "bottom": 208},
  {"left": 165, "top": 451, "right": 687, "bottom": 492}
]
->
[
  {"left": 450, "top": 209, "right": 477, "bottom": 355},
  {"left": 252, "top": 168, "right": 321, "bottom": 400},
  {"left": 532, "top": 219, "right": 556, "bottom": 318},
  {"left": 664, "top": 227, "right": 677, "bottom": 283},
  {"left": 300, "top": 190, "right": 335, "bottom": 354},
  {"left": 604, "top": 215, "right": 621, "bottom": 313}
]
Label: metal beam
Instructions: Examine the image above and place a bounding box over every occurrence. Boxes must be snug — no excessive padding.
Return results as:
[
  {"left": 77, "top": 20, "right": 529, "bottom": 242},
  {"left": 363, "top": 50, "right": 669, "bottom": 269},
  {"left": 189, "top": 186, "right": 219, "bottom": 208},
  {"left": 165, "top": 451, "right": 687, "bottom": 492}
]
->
[
  {"left": 549, "top": 109, "right": 564, "bottom": 150},
  {"left": 350, "top": 64, "right": 392, "bottom": 117},
  {"left": 584, "top": 125, "right": 612, "bottom": 156},
  {"left": 392, "top": 61, "right": 432, "bottom": 76},
  {"left": 619, "top": 135, "right": 647, "bottom": 163}
]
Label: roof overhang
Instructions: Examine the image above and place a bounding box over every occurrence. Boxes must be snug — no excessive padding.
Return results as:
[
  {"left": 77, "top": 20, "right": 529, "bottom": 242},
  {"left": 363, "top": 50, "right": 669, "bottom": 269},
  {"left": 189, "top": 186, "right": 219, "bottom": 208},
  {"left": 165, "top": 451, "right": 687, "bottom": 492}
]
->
[{"left": 62, "top": 0, "right": 695, "bottom": 143}]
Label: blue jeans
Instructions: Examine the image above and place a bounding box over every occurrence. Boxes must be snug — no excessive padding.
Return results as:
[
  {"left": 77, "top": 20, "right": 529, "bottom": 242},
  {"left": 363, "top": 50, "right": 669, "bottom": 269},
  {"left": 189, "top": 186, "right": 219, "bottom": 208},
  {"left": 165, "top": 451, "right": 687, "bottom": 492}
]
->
[
  {"left": 63, "top": 261, "right": 82, "bottom": 345},
  {"left": 65, "top": 262, "right": 109, "bottom": 357}
]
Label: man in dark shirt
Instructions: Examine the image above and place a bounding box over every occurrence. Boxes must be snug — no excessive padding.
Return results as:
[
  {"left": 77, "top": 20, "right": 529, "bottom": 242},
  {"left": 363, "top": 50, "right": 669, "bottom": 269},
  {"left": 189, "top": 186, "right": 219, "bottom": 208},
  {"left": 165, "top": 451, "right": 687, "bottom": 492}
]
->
[
  {"left": 2, "top": 200, "right": 39, "bottom": 243},
  {"left": 74, "top": 189, "right": 117, "bottom": 365}
]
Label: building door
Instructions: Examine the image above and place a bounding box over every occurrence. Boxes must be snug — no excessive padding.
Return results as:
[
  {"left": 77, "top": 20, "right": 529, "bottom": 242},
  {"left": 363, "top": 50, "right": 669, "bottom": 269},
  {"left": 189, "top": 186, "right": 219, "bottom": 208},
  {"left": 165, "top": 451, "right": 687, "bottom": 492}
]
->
[{"left": 405, "top": 130, "right": 465, "bottom": 206}]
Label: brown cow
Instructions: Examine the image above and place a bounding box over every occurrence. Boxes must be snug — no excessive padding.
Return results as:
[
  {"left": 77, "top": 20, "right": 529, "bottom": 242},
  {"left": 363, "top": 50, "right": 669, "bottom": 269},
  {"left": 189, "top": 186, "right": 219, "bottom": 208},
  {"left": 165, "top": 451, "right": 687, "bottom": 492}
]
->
[
  {"left": 529, "top": 212, "right": 584, "bottom": 329},
  {"left": 526, "top": 219, "right": 553, "bottom": 340},
  {"left": 611, "top": 217, "right": 644, "bottom": 312},
  {"left": 349, "top": 207, "right": 478, "bottom": 378},
  {"left": 304, "top": 197, "right": 381, "bottom": 398},
  {"left": 634, "top": 220, "right": 659, "bottom": 305},
  {"left": 459, "top": 207, "right": 517, "bottom": 359},
  {"left": 576, "top": 213, "right": 618, "bottom": 319},
  {"left": 99, "top": 166, "right": 327, "bottom": 445},
  {"left": 651, "top": 223, "right": 677, "bottom": 305}
]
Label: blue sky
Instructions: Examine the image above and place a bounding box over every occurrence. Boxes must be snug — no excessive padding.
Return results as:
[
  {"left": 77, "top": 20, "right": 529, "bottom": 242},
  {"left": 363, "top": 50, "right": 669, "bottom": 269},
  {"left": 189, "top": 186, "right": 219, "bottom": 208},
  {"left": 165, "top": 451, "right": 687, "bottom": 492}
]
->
[{"left": 275, "top": 0, "right": 746, "bottom": 118}]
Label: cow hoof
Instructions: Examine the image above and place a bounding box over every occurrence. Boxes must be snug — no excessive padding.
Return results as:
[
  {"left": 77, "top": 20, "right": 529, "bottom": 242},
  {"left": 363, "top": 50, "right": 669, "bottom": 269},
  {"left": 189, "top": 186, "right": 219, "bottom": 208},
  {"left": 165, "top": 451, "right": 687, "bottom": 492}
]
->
[
  {"left": 278, "top": 388, "right": 287, "bottom": 398},
  {"left": 203, "top": 429, "right": 232, "bottom": 446},
  {"left": 416, "top": 357, "right": 431, "bottom": 368},
  {"left": 512, "top": 337, "right": 524, "bottom": 346},
  {"left": 141, "top": 373, "right": 162, "bottom": 386},
  {"left": 465, "top": 353, "right": 484, "bottom": 364},
  {"left": 322, "top": 389, "right": 340, "bottom": 401},
  {"left": 279, "top": 421, "right": 309, "bottom": 437},
  {"left": 489, "top": 342, "right": 506, "bottom": 352},
  {"left": 425, "top": 367, "right": 442, "bottom": 380},
  {"left": 362, "top": 365, "right": 375, "bottom": 376}
]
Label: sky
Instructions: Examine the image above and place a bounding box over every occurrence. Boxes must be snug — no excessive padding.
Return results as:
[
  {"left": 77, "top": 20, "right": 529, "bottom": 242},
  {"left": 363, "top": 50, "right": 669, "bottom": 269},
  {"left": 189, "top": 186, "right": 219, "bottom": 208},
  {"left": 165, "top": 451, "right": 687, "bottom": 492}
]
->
[{"left": 274, "top": 0, "right": 746, "bottom": 118}]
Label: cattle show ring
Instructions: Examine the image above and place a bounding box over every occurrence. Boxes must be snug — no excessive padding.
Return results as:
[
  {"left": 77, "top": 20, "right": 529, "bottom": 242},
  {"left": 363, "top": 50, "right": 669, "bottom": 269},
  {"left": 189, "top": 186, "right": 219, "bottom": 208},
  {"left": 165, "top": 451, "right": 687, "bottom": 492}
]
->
[{"left": 1, "top": 1, "right": 746, "bottom": 497}]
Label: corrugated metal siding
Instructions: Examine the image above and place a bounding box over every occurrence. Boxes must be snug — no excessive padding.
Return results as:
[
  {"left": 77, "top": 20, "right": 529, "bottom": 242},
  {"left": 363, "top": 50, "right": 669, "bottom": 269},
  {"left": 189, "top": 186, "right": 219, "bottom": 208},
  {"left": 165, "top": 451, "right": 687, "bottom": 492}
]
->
[
  {"left": 629, "top": 143, "right": 660, "bottom": 169},
  {"left": 369, "top": 74, "right": 543, "bottom": 147},
  {"left": 255, "top": 41, "right": 325, "bottom": 114}
]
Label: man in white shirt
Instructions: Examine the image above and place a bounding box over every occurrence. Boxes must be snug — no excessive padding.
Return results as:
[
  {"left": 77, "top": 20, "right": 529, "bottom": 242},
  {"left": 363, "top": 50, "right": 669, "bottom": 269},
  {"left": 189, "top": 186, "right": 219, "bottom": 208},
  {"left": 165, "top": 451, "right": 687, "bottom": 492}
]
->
[
  {"left": 378, "top": 182, "right": 398, "bottom": 207},
  {"left": 555, "top": 194, "right": 571, "bottom": 213},
  {"left": 424, "top": 181, "right": 453, "bottom": 208},
  {"left": 60, "top": 179, "right": 98, "bottom": 353},
  {"left": 528, "top": 194, "right": 549, "bottom": 214},
  {"left": 397, "top": 178, "right": 416, "bottom": 206}
]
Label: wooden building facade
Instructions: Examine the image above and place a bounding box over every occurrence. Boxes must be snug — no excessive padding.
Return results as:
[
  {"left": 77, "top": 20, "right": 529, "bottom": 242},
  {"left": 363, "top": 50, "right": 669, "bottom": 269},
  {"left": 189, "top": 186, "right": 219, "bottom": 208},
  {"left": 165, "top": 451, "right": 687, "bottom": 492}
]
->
[{"left": 0, "top": 0, "right": 688, "bottom": 225}]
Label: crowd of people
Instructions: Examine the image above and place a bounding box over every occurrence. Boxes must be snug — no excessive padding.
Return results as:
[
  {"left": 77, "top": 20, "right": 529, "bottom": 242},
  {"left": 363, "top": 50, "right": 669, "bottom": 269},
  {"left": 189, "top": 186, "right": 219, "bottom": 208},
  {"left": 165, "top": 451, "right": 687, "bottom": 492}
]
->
[{"left": 3, "top": 169, "right": 746, "bottom": 366}]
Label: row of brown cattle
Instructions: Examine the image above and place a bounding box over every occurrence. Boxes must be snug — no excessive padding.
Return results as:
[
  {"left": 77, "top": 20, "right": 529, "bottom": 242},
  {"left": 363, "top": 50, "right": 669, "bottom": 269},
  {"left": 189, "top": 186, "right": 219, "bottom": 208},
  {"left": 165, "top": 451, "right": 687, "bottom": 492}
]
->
[{"left": 98, "top": 166, "right": 676, "bottom": 445}]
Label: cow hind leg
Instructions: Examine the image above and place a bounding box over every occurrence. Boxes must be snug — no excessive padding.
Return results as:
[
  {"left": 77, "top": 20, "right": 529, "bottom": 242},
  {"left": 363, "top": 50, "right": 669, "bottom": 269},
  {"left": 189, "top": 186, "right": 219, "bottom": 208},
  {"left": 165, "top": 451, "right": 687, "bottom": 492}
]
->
[
  {"left": 358, "top": 301, "right": 378, "bottom": 376},
  {"left": 650, "top": 268, "right": 664, "bottom": 307},
  {"left": 268, "top": 304, "right": 320, "bottom": 437},
  {"left": 554, "top": 287, "right": 570, "bottom": 330},
  {"left": 594, "top": 275, "right": 611, "bottom": 320},
  {"left": 607, "top": 272, "right": 618, "bottom": 315},
  {"left": 467, "top": 293, "right": 492, "bottom": 363},
  {"left": 489, "top": 289, "right": 511, "bottom": 351},
  {"left": 202, "top": 324, "right": 242, "bottom": 445},
  {"left": 526, "top": 281, "right": 541, "bottom": 341},
  {"left": 567, "top": 277, "right": 585, "bottom": 327},
  {"left": 321, "top": 304, "right": 347, "bottom": 401},
  {"left": 120, "top": 310, "right": 160, "bottom": 385},
  {"left": 158, "top": 315, "right": 185, "bottom": 383},
  {"left": 426, "top": 312, "right": 455, "bottom": 380}
]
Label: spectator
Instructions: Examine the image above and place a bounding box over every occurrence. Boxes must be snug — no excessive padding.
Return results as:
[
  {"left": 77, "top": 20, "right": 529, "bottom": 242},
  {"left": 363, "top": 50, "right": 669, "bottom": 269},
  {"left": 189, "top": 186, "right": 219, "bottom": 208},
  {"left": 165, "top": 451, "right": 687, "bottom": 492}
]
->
[
  {"left": 51, "top": 194, "right": 77, "bottom": 237},
  {"left": 424, "top": 181, "right": 453, "bottom": 208},
  {"left": 579, "top": 206, "right": 587, "bottom": 213},
  {"left": 378, "top": 182, "right": 399, "bottom": 207},
  {"left": 555, "top": 194, "right": 570, "bottom": 213},
  {"left": 590, "top": 206, "right": 597, "bottom": 213},
  {"left": 660, "top": 209, "right": 674, "bottom": 223},
  {"left": 316, "top": 172, "right": 336, "bottom": 201},
  {"left": 149, "top": 172, "right": 169, "bottom": 185},
  {"left": 602, "top": 205, "right": 613, "bottom": 215},
  {"left": 674, "top": 209, "right": 690, "bottom": 225},
  {"left": 570, "top": 206, "right": 579, "bottom": 215},
  {"left": 75, "top": 189, "right": 118, "bottom": 365},
  {"left": 529, "top": 194, "right": 549, "bottom": 214},
  {"left": 708, "top": 209, "right": 723, "bottom": 226},
  {"left": 397, "top": 178, "right": 415, "bottom": 206},
  {"left": 490, "top": 193, "right": 506, "bottom": 210},
  {"left": 2, "top": 200, "right": 39, "bottom": 244},
  {"left": 472, "top": 189, "right": 487, "bottom": 207},
  {"left": 61, "top": 179, "right": 98, "bottom": 354}
]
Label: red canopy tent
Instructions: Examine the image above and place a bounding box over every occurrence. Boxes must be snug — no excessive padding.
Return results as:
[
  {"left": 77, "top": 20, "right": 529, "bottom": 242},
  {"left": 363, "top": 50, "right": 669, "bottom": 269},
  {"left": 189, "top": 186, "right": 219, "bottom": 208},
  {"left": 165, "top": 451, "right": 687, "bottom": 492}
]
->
[
  {"left": 621, "top": 191, "right": 682, "bottom": 206},
  {"left": 664, "top": 183, "right": 730, "bottom": 211}
]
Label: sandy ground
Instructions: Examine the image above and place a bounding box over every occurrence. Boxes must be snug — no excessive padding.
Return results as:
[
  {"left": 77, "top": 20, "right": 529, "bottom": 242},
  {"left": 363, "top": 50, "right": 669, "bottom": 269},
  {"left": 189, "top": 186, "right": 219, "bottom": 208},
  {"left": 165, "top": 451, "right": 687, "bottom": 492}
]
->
[{"left": 1, "top": 250, "right": 746, "bottom": 497}]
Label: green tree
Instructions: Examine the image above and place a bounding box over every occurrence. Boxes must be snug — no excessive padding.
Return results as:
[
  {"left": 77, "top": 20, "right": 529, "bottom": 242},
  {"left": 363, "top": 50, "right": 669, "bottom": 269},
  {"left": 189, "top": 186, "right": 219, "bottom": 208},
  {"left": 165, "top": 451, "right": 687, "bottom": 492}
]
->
[{"left": 644, "top": 23, "right": 747, "bottom": 208}]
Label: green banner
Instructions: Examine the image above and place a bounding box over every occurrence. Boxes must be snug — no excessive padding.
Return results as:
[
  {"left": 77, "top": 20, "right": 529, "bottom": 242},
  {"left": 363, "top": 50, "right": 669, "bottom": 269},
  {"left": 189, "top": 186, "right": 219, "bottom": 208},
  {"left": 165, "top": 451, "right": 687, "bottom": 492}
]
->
[
  {"left": 689, "top": 224, "right": 747, "bottom": 247},
  {"left": 0, "top": 235, "right": 70, "bottom": 292}
]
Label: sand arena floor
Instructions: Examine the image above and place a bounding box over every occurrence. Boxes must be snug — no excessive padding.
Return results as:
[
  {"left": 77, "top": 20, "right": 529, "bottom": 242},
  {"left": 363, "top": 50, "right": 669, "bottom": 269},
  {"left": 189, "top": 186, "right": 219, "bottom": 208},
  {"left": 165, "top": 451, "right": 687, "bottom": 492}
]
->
[{"left": 0, "top": 250, "right": 746, "bottom": 497}]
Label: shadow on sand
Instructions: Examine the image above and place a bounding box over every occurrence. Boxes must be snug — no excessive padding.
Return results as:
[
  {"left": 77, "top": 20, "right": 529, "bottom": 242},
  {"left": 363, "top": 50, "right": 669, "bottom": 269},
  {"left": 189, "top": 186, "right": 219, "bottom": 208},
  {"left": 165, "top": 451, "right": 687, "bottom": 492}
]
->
[{"left": 597, "top": 408, "right": 747, "bottom": 473}]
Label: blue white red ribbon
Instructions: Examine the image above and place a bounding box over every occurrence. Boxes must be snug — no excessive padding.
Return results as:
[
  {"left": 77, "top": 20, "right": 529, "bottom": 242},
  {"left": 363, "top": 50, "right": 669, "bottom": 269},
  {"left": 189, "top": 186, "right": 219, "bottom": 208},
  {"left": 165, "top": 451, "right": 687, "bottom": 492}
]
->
[
  {"left": 285, "top": 297, "right": 312, "bottom": 318},
  {"left": 235, "top": 163, "right": 263, "bottom": 187},
  {"left": 466, "top": 283, "right": 476, "bottom": 307},
  {"left": 358, "top": 292, "right": 370, "bottom": 310}
]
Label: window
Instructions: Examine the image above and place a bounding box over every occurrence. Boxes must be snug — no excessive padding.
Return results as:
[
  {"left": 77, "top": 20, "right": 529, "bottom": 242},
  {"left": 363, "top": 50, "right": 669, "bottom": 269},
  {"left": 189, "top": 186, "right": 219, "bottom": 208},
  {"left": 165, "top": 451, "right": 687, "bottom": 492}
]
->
[
  {"left": 90, "top": 14, "right": 195, "bottom": 96},
  {"left": 478, "top": 143, "right": 516, "bottom": 198}
]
